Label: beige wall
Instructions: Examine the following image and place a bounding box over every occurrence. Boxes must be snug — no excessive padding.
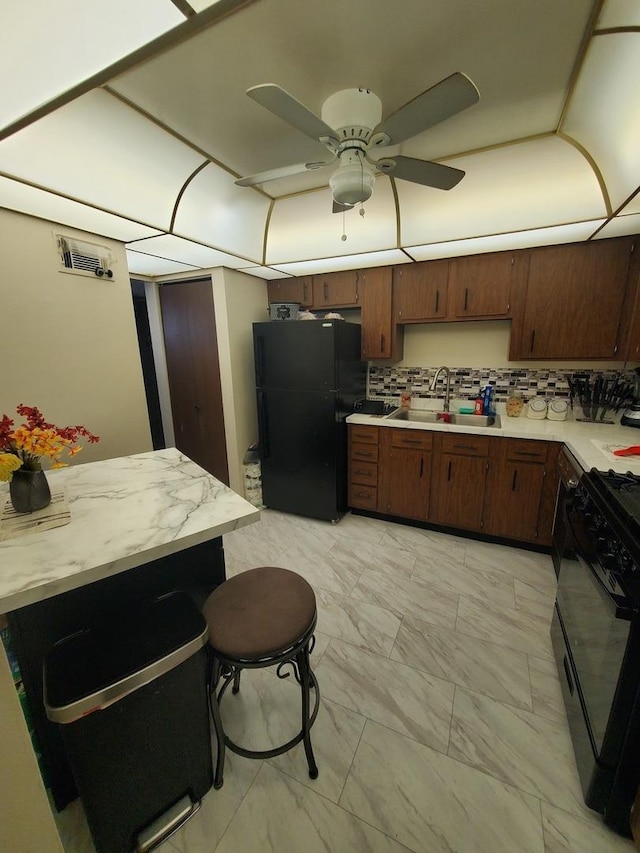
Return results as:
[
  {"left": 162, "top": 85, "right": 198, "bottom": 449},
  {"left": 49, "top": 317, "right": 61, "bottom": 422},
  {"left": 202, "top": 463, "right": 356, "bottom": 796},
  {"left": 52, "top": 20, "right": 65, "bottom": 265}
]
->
[
  {"left": 212, "top": 268, "right": 269, "bottom": 493},
  {"left": 0, "top": 209, "right": 152, "bottom": 463},
  {"left": 400, "top": 320, "right": 627, "bottom": 372}
]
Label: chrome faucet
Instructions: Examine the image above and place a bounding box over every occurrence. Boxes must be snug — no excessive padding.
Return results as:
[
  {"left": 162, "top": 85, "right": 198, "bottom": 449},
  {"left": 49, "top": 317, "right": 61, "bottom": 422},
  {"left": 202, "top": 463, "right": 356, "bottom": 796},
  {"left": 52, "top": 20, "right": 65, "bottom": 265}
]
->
[{"left": 431, "top": 366, "right": 452, "bottom": 412}]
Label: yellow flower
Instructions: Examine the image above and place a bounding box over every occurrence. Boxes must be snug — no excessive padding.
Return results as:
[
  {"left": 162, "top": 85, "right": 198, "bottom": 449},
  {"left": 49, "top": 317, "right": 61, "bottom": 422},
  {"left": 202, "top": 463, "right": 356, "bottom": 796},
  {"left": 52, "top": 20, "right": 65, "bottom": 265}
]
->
[{"left": 0, "top": 453, "right": 22, "bottom": 482}]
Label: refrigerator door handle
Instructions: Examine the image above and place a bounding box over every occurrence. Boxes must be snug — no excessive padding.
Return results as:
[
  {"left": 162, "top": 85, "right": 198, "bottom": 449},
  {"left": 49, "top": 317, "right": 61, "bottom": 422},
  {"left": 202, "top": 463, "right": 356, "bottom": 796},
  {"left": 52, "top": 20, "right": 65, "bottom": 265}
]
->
[
  {"left": 255, "top": 335, "right": 266, "bottom": 387},
  {"left": 257, "top": 390, "right": 270, "bottom": 458}
]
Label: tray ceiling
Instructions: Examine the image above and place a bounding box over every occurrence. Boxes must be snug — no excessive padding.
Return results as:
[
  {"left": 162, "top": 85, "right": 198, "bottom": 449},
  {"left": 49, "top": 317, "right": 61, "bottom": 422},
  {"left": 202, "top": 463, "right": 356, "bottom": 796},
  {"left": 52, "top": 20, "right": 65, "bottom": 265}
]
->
[{"left": 0, "top": 0, "right": 638, "bottom": 278}]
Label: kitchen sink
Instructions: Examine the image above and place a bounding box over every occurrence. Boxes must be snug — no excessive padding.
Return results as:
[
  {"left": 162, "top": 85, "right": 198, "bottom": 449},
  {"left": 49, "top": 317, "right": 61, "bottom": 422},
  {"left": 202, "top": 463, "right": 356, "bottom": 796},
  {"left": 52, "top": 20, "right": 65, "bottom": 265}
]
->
[{"left": 386, "top": 409, "right": 501, "bottom": 428}]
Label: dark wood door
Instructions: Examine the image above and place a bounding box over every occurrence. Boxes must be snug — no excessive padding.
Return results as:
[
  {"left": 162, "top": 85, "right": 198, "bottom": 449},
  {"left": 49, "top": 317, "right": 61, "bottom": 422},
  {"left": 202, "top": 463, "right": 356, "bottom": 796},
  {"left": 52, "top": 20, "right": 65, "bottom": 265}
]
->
[
  {"left": 159, "top": 278, "right": 229, "bottom": 484},
  {"left": 513, "top": 238, "right": 633, "bottom": 359},
  {"left": 360, "top": 266, "right": 403, "bottom": 361},
  {"left": 484, "top": 461, "right": 546, "bottom": 541},
  {"left": 394, "top": 260, "right": 448, "bottom": 321},
  {"left": 381, "top": 446, "right": 430, "bottom": 519},
  {"left": 312, "top": 269, "right": 358, "bottom": 308},
  {"left": 430, "top": 453, "right": 487, "bottom": 530},
  {"left": 448, "top": 251, "right": 515, "bottom": 318},
  {"left": 267, "top": 277, "right": 313, "bottom": 307}
]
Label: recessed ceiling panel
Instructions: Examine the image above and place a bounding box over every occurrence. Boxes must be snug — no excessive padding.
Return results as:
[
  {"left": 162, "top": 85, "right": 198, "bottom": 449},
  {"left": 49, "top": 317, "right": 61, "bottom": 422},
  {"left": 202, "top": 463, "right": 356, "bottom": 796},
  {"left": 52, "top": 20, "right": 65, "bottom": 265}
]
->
[
  {"left": 173, "top": 162, "right": 270, "bottom": 263},
  {"left": 126, "top": 249, "right": 199, "bottom": 276},
  {"left": 597, "top": 0, "right": 640, "bottom": 28},
  {"left": 398, "top": 136, "right": 606, "bottom": 247},
  {"left": 622, "top": 193, "right": 640, "bottom": 216},
  {"left": 407, "top": 220, "right": 606, "bottom": 261},
  {"left": 238, "top": 266, "right": 293, "bottom": 280},
  {"left": 266, "top": 180, "right": 397, "bottom": 266},
  {"left": 1, "top": 0, "right": 184, "bottom": 132},
  {"left": 272, "top": 250, "right": 411, "bottom": 278},
  {"left": 0, "top": 177, "right": 162, "bottom": 242},
  {"left": 188, "top": 0, "right": 225, "bottom": 10},
  {"left": 0, "top": 90, "right": 205, "bottom": 230},
  {"left": 593, "top": 213, "right": 640, "bottom": 239},
  {"left": 562, "top": 32, "right": 640, "bottom": 212},
  {"left": 127, "top": 234, "right": 247, "bottom": 268}
]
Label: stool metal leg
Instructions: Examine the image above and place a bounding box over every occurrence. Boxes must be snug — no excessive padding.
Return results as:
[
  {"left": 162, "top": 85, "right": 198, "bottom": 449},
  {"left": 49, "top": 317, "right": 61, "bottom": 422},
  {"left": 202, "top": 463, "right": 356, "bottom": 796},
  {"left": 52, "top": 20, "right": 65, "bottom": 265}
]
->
[
  {"left": 297, "top": 644, "right": 318, "bottom": 779},
  {"left": 207, "top": 658, "right": 227, "bottom": 789},
  {"left": 232, "top": 668, "right": 241, "bottom": 695}
]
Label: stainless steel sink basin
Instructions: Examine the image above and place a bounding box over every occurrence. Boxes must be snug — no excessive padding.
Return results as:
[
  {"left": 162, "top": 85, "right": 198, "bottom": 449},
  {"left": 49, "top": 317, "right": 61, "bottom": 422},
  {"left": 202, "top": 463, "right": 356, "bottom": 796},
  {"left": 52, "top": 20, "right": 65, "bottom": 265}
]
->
[{"left": 386, "top": 409, "right": 501, "bottom": 428}]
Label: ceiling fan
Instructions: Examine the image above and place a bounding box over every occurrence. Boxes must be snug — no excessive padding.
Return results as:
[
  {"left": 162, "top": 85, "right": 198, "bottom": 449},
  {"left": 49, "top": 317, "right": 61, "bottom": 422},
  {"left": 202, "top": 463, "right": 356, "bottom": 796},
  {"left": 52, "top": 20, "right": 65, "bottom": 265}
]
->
[{"left": 235, "top": 72, "right": 480, "bottom": 212}]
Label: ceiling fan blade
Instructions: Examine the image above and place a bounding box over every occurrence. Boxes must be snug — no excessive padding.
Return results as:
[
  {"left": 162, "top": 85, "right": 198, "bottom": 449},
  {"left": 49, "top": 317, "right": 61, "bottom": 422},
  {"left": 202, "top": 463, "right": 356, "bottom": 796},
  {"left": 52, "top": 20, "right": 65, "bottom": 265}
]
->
[
  {"left": 373, "top": 72, "right": 479, "bottom": 146},
  {"left": 377, "top": 155, "right": 465, "bottom": 190},
  {"left": 332, "top": 200, "right": 354, "bottom": 214},
  {"left": 235, "top": 160, "right": 334, "bottom": 187},
  {"left": 247, "top": 84, "right": 339, "bottom": 144}
]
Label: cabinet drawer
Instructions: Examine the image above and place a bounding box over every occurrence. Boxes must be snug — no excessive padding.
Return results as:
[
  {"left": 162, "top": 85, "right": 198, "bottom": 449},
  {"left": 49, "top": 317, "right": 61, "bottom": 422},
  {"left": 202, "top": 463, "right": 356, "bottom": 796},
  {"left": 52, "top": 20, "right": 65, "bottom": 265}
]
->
[
  {"left": 506, "top": 439, "right": 548, "bottom": 464},
  {"left": 440, "top": 433, "right": 489, "bottom": 456},
  {"left": 350, "top": 460, "right": 378, "bottom": 487},
  {"left": 349, "top": 483, "right": 378, "bottom": 510},
  {"left": 349, "top": 425, "right": 379, "bottom": 444},
  {"left": 390, "top": 429, "right": 433, "bottom": 450},
  {"left": 350, "top": 442, "right": 379, "bottom": 463}
]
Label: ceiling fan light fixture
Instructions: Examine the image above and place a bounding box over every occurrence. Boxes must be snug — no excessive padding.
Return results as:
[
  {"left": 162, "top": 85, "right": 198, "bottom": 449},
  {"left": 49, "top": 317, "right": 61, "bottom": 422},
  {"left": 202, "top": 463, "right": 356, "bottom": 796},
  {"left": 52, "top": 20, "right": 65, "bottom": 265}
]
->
[{"left": 330, "top": 156, "right": 376, "bottom": 206}]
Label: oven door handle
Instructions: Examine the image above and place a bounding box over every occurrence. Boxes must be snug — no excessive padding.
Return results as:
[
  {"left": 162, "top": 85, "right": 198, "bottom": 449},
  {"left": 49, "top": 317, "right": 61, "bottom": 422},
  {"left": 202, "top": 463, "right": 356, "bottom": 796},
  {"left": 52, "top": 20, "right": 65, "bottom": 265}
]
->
[{"left": 563, "top": 505, "right": 635, "bottom": 621}]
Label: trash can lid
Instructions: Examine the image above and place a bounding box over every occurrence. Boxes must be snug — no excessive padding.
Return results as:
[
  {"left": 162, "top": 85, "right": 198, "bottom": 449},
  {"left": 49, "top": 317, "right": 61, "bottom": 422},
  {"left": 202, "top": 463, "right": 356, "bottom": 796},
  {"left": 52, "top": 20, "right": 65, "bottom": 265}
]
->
[{"left": 44, "top": 591, "right": 208, "bottom": 724}]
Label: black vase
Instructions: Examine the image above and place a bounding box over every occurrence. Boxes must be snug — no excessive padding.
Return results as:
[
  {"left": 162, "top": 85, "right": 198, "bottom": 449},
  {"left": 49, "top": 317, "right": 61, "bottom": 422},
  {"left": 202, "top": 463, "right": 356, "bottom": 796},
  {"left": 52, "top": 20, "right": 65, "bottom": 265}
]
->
[{"left": 9, "top": 468, "right": 51, "bottom": 513}]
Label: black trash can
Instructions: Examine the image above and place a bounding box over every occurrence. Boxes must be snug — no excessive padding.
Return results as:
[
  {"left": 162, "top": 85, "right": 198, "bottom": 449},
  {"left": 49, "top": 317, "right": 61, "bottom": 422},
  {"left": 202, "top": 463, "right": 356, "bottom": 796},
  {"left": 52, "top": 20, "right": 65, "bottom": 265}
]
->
[{"left": 44, "top": 591, "right": 213, "bottom": 853}]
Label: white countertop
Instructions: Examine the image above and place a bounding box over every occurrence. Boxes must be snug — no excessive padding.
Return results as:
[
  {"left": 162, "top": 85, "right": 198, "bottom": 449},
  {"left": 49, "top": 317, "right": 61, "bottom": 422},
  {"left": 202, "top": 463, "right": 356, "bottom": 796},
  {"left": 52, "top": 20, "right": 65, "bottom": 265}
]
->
[
  {"left": 0, "top": 448, "right": 260, "bottom": 612},
  {"left": 347, "top": 403, "right": 640, "bottom": 475}
]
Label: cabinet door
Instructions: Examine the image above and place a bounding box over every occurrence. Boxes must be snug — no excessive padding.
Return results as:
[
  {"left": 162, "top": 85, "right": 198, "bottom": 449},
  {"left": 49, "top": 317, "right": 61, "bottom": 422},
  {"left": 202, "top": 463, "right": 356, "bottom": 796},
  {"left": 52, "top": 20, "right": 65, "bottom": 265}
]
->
[
  {"left": 430, "top": 454, "right": 487, "bottom": 531},
  {"left": 485, "top": 461, "right": 546, "bottom": 541},
  {"left": 394, "top": 261, "right": 448, "bottom": 321},
  {"left": 360, "top": 267, "right": 404, "bottom": 361},
  {"left": 380, "top": 446, "right": 430, "bottom": 519},
  {"left": 312, "top": 270, "right": 358, "bottom": 308},
  {"left": 267, "top": 277, "right": 313, "bottom": 308},
  {"left": 512, "top": 238, "right": 633, "bottom": 359},
  {"left": 448, "top": 252, "right": 515, "bottom": 318}
]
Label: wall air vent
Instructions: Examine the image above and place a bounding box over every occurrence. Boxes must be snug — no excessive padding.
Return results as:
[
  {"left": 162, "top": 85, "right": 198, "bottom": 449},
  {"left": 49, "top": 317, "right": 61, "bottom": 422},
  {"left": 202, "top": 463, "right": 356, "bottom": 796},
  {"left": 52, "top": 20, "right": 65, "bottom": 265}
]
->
[{"left": 56, "top": 234, "right": 115, "bottom": 279}]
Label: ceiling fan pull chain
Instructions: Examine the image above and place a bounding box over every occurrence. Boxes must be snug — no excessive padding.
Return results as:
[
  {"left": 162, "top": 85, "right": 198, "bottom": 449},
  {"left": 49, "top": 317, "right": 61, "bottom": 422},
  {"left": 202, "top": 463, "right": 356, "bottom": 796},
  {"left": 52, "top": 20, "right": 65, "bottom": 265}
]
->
[{"left": 341, "top": 210, "right": 347, "bottom": 241}]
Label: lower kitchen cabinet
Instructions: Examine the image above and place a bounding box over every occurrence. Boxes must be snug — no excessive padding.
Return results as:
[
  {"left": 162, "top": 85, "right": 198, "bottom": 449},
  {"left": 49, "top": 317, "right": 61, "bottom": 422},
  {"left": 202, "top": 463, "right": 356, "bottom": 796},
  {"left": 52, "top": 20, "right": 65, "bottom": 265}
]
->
[
  {"left": 429, "top": 434, "right": 489, "bottom": 531},
  {"left": 378, "top": 428, "right": 431, "bottom": 520},
  {"left": 347, "top": 424, "right": 561, "bottom": 547}
]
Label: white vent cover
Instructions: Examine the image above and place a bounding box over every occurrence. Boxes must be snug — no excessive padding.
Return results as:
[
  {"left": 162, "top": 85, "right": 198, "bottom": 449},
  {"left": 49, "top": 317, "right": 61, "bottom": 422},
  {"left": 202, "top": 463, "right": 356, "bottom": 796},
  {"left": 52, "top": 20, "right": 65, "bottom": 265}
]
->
[{"left": 56, "top": 234, "right": 115, "bottom": 279}]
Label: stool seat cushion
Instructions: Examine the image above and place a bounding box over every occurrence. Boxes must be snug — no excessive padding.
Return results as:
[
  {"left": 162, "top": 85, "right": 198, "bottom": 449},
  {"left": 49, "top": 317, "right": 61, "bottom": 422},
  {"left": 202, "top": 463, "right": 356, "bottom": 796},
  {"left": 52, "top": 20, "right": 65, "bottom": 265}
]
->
[{"left": 204, "top": 567, "right": 316, "bottom": 659}]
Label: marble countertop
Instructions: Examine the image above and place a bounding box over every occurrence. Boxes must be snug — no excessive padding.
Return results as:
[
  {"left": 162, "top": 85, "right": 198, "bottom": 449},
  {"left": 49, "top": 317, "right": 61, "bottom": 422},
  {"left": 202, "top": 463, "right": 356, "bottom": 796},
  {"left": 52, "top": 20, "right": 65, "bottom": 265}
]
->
[
  {"left": 0, "top": 448, "right": 260, "bottom": 612},
  {"left": 347, "top": 402, "right": 640, "bottom": 476}
]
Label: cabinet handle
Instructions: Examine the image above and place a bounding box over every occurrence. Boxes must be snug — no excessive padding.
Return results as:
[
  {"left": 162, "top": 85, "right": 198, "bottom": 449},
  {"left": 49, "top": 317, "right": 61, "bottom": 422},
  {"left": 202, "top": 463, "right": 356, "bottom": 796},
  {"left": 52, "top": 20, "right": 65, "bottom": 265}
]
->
[
  {"left": 514, "top": 450, "right": 540, "bottom": 457},
  {"left": 447, "top": 460, "right": 452, "bottom": 481},
  {"left": 420, "top": 457, "right": 424, "bottom": 477},
  {"left": 435, "top": 290, "right": 440, "bottom": 313},
  {"left": 380, "top": 333, "right": 386, "bottom": 353},
  {"left": 453, "top": 443, "right": 475, "bottom": 450},
  {"left": 355, "top": 451, "right": 374, "bottom": 458},
  {"left": 464, "top": 288, "right": 469, "bottom": 312},
  {"left": 324, "top": 282, "right": 328, "bottom": 301},
  {"left": 303, "top": 283, "right": 309, "bottom": 304},
  {"left": 402, "top": 438, "right": 422, "bottom": 445},
  {"left": 530, "top": 329, "right": 536, "bottom": 352},
  {"left": 512, "top": 470, "right": 518, "bottom": 491}
]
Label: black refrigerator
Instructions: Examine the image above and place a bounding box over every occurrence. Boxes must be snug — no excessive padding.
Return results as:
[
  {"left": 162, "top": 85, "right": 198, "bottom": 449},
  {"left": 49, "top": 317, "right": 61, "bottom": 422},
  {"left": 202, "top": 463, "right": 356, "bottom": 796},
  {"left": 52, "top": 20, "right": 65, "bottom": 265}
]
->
[{"left": 254, "top": 320, "right": 365, "bottom": 522}]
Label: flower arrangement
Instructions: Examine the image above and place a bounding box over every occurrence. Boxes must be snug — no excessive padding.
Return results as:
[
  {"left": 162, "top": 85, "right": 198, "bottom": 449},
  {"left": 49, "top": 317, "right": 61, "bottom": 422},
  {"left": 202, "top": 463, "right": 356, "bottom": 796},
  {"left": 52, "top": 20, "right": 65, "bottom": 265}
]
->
[{"left": 0, "top": 404, "right": 100, "bottom": 482}]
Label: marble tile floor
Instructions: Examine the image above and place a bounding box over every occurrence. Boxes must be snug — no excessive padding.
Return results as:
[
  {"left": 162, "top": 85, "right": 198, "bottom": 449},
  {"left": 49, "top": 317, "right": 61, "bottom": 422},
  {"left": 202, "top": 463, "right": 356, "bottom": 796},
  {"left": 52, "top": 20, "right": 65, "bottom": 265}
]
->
[{"left": 55, "top": 509, "right": 635, "bottom": 853}]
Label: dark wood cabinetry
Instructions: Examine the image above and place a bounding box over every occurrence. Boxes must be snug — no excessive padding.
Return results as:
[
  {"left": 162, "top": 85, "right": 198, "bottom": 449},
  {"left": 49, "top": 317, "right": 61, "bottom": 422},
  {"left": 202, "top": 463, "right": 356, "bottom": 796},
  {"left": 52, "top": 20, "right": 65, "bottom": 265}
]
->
[
  {"left": 348, "top": 425, "right": 379, "bottom": 510},
  {"left": 623, "top": 244, "right": 640, "bottom": 362},
  {"left": 394, "top": 260, "right": 448, "bottom": 321},
  {"left": 430, "top": 434, "right": 489, "bottom": 531},
  {"left": 312, "top": 270, "right": 358, "bottom": 308},
  {"left": 448, "top": 251, "right": 522, "bottom": 319},
  {"left": 509, "top": 238, "right": 635, "bottom": 360},
  {"left": 360, "top": 267, "right": 404, "bottom": 361},
  {"left": 378, "top": 428, "right": 431, "bottom": 520},
  {"left": 267, "top": 277, "right": 313, "bottom": 308},
  {"left": 483, "top": 439, "right": 560, "bottom": 545}
]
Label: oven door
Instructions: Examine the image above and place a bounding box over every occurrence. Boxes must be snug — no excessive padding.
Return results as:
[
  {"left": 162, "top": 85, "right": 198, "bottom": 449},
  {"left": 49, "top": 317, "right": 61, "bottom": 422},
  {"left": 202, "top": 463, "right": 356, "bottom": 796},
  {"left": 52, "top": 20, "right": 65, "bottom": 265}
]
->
[{"left": 555, "top": 502, "right": 635, "bottom": 771}]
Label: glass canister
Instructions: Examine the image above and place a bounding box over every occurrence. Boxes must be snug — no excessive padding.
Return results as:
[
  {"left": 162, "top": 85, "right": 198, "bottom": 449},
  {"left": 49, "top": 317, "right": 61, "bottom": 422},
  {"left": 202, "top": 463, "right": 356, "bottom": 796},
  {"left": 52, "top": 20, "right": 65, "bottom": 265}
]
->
[{"left": 506, "top": 389, "right": 524, "bottom": 417}]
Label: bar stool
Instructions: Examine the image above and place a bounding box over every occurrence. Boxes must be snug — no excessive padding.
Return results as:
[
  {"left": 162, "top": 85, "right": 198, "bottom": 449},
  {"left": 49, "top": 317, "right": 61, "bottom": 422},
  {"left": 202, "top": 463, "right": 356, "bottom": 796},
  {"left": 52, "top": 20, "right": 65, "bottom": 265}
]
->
[{"left": 202, "top": 566, "right": 320, "bottom": 788}]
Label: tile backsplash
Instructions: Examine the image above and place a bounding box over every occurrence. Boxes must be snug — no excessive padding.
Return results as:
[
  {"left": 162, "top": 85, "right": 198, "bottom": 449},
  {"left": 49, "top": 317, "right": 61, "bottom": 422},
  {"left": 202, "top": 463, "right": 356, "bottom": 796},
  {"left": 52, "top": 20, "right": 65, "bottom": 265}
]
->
[{"left": 368, "top": 365, "right": 636, "bottom": 405}]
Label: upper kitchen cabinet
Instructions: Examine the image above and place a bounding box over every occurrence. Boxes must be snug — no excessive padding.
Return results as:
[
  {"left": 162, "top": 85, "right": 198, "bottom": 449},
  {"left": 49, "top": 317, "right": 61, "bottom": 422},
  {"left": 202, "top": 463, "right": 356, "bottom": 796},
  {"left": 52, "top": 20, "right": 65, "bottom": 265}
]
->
[
  {"left": 359, "top": 266, "right": 404, "bottom": 362},
  {"left": 394, "top": 260, "right": 448, "bottom": 321},
  {"left": 267, "top": 276, "right": 313, "bottom": 308},
  {"left": 312, "top": 270, "right": 359, "bottom": 309},
  {"left": 447, "top": 251, "right": 524, "bottom": 319},
  {"left": 509, "top": 237, "right": 636, "bottom": 360},
  {"left": 622, "top": 245, "right": 640, "bottom": 362}
]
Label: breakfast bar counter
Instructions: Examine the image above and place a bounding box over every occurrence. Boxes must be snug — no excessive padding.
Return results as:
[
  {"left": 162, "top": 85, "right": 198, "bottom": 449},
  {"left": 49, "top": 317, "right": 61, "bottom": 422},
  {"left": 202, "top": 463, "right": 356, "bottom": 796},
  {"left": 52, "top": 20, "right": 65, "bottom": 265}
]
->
[{"left": 0, "top": 448, "right": 260, "bottom": 852}]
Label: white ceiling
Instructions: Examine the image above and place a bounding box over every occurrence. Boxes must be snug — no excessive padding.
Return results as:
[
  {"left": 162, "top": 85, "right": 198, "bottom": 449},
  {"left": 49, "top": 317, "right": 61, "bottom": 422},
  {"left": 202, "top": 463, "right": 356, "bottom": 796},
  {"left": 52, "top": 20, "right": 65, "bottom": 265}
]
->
[{"left": 0, "top": 0, "right": 639, "bottom": 278}]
